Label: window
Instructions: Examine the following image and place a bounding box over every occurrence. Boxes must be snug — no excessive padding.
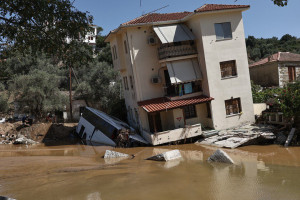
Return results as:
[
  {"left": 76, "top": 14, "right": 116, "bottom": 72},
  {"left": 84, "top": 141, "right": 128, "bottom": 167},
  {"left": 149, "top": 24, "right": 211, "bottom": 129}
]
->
[
  {"left": 184, "top": 105, "right": 197, "bottom": 119},
  {"left": 124, "top": 40, "right": 128, "bottom": 54},
  {"left": 112, "top": 45, "right": 118, "bottom": 60},
  {"left": 214, "top": 22, "right": 232, "bottom": 40},
  {"left": 129, "top": 76, "right": 134, "bottom": 89},
  {"left": 134, "top": 108, "right": 139, "bottom": 124},
  {"left": 225, "top": 98, "right": 242, "bottom": 116},
  {"left": 123, "top": 76, "right": 129, "bottom": 90},
  {"left": 220, "top": 60, "right": 237, "bottom": 78},
  {"left": 288, "top": 66, "right": 296, "bottom": 82}
]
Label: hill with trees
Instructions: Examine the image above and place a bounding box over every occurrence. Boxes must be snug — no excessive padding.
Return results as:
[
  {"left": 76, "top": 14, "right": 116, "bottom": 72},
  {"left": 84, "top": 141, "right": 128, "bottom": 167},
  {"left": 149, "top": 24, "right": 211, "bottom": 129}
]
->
[{"left": 246, "top": 34, "right": 300, "bottom": 63}]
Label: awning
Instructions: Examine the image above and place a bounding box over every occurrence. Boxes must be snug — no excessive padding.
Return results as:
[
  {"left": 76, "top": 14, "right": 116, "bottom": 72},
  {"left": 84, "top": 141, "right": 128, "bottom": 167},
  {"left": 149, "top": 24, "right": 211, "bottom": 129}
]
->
[
  {"left": 138, "top": 95, "right": 214, "bottom": 113},
  {"left": 167, "top": 58, "right": 202, "bottom": 84},
  {"left": 153, "top": 24, "right": 195, "bottom": 44}
]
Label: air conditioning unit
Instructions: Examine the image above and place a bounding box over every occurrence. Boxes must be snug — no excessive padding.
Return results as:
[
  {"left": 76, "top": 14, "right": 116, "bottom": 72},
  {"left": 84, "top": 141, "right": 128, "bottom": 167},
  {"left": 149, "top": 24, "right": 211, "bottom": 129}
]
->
[
  {"left": 147, "top": 36, "right": 157, "bottom": 45},
  {"left": 151, "top": 77, "right": 161, "bottom": 84}
]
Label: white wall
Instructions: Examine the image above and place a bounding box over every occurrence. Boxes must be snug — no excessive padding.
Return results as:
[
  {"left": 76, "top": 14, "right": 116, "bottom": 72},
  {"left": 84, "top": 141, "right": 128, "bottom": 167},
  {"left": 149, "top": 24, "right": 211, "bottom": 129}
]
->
[{"left": 188, "top": 11, "right": 255, "bottom": 130}]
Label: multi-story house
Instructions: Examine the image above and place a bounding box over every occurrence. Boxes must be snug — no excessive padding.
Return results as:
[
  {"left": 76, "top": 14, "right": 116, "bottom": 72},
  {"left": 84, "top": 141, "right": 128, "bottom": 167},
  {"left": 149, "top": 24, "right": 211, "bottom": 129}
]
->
[{"left": 105, "top": 4, "right": 255, "bottom": 145}]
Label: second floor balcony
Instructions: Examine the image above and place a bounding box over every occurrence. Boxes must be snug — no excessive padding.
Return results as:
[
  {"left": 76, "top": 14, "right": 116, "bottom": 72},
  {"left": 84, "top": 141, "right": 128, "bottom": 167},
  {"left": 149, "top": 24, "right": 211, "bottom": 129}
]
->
[{"left": 158, "top": 43, "right": 197, "bottom": 60}]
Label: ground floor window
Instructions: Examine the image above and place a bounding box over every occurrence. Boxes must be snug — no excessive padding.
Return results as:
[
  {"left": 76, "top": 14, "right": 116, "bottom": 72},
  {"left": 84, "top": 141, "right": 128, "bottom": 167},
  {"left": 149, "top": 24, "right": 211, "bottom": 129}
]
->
[
  {"left": 225, "top": 98, "right": 242, "bottom": 115},
  {"left": 184, "top": 105, "right": 197, "bottom": 119}
]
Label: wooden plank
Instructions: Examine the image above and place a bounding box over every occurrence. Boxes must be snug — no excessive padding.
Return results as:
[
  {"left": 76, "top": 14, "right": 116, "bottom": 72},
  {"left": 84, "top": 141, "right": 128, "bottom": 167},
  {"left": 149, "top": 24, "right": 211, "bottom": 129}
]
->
[{"left": 284, "top": 128, "right": 296, "bottom": 147}]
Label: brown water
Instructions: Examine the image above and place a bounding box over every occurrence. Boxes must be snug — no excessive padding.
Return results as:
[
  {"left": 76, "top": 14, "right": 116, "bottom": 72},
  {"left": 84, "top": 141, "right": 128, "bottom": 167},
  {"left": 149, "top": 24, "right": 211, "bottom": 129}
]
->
[{"left": 0, "top": 144, "right": 300, "bottom": 200}]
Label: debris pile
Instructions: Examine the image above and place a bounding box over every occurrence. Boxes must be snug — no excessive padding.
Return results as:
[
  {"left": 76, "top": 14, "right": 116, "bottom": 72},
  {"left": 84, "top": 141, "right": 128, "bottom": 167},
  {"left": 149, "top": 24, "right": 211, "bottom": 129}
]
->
[{"left": 197, "top": 124, "right": 276, "bottom": 149}]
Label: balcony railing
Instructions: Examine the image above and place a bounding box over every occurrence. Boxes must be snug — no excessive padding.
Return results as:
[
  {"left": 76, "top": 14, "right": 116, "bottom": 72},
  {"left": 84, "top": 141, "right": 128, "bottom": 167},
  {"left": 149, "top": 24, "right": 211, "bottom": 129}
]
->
[{"left": 158, "top": 44, "right": 197, "bottom": 60}]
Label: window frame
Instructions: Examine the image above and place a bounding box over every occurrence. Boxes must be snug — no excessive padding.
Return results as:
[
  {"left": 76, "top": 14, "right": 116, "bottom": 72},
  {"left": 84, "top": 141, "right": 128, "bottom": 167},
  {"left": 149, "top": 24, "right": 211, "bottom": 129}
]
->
[
  {"left": 124, "top": 40, "right": 128, "bottom": 54},
  {"left": 129, "top": 76, "right": 134, "bottom": 89},
  {"left": 220, "top": 60, "right": 237, "bottom": 79},
  {"left": 214, "top": 22, "right": 233, "bottom": 41},
  {"left": 225, "top": 98, "right": 242, "bottom": 116},
  {"left": 184, "top": 105, "right": 197, "bottom": 119}
]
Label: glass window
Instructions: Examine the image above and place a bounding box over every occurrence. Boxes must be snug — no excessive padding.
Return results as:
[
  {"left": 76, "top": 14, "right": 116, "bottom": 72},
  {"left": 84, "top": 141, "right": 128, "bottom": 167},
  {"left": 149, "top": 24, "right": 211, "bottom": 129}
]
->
[
  {"left": 220, "top": 60, "right": 237, "bottom": 78},
  {"left": 225, "top": 98, "right": 242, "bottom": 115},
  {"left": 214, "top": 22, "right": 232, "bottom": 40},
  {"left": 184, "top": 105, "right": 197, "bottom": 119}
]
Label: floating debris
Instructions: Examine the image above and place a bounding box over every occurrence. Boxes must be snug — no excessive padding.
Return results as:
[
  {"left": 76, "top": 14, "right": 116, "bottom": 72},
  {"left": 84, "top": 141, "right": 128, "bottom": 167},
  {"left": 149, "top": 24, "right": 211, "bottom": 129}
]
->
[
  {"left": 103, "top": 150, "right": 130, "bottom": 159},
  {"left": 207, "top": 149, "right": 234, "bottom": 164},
  {"left": 146, "top": 150, "right": 182, "bottom": 161}
]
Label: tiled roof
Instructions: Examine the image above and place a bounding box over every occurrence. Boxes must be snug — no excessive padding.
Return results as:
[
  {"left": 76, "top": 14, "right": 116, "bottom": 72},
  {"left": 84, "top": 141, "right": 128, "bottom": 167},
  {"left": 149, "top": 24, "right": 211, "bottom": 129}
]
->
[
  {"left": 122, "top": 12, "right": 192, "bottom": 25},
  {"left": 249, "top": 52, "right": 300, "bottom": 68},
  {"left": 121, "top": 4, "right": 249, "bottom": 26},
  {"left": 195, "top": 4, "right": 250, "bottom": 13},
  {"left": 138, "top": 95, "right": 214, "bottom": 113}
]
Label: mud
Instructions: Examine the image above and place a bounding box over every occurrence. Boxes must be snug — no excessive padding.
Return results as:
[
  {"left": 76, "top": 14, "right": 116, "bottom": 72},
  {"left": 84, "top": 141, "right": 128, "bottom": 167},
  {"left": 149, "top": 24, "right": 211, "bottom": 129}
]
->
[{"left": 0, "top": 144, "right": 300, "bottom": 200}]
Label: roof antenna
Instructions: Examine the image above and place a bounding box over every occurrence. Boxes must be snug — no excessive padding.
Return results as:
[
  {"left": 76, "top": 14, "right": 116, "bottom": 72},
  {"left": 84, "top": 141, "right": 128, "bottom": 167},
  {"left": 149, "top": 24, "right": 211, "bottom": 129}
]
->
[{"left": 143, "top": 5, "right": 169, "bottom": 16}]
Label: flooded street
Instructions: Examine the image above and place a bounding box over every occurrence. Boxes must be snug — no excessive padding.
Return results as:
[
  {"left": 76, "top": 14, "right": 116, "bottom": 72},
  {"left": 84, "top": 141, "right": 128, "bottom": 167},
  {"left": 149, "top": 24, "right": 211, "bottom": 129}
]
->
[{"left": 1, "top": 144, "right": 300, "bottom": 200}]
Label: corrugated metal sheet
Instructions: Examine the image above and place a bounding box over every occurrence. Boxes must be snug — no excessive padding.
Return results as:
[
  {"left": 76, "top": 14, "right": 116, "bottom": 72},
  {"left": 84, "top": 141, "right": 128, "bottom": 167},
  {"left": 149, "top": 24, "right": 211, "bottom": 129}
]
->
[
  {"left": 137, "top": 95, "right": 214, "bottom": 113},
  {"left": 167, "top": 58, "right": 202, "bottom": 84},
  {"left": 153, "top": 24, "right": 195, "bottom": 44}
]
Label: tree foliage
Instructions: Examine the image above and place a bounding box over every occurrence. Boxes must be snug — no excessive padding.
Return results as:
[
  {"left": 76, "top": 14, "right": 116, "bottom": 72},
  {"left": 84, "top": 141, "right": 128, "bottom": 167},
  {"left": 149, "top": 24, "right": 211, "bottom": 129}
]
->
[
  {"left": 0, "top": 0, "right": 92, "bottom": 58},
  {"left": 246, "top": 34, "right": 300, "bottom": 62},
  {"left": 272, "top": 0, "right": 288, "bottom": 6},
  {"left": 278, "top": 80, "right": 300, "bottom": 121}
]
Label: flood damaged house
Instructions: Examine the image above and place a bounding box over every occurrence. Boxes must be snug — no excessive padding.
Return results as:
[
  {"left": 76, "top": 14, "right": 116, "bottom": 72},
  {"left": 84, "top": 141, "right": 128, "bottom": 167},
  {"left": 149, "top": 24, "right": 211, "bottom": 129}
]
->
[
  {"left": 105, "top": 4, "right": 255, "bottom": 145},
  {"left": 249, "top": 52, "right": 300, "bottom": 87}
]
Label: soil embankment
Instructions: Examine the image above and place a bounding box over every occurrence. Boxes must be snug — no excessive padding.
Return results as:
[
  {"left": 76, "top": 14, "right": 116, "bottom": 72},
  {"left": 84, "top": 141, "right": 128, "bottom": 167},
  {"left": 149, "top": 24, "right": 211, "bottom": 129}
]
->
[{"left": 0, "top": 122, "right": 77, "bottom": 145}]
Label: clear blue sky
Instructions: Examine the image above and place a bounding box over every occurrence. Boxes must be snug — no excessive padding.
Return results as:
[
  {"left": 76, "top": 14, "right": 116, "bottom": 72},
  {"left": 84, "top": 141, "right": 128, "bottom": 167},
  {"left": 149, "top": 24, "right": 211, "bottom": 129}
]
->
[{"left": 74, "top": 0, "right": 300, "bottom": 39}]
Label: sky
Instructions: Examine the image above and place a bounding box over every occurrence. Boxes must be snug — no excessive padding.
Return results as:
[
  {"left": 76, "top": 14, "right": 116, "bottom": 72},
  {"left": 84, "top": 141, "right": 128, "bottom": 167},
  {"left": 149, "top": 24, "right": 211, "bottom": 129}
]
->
[{"left": 73, "top": 0, "right": 300, "bottom": 39}]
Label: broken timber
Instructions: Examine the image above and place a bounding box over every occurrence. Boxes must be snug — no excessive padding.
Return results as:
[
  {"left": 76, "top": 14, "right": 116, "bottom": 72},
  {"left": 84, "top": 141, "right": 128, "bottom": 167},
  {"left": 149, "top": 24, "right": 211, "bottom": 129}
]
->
[{"left": 284, "top": 128, "right": 296, "bottom": 147}]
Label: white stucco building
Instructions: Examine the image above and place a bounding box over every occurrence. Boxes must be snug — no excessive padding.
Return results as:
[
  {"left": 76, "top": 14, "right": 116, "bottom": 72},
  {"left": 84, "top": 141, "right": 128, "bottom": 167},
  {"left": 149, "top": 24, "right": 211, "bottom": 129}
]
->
[{"left": 105, "top": 4, "right": 255, "bottom": 145}]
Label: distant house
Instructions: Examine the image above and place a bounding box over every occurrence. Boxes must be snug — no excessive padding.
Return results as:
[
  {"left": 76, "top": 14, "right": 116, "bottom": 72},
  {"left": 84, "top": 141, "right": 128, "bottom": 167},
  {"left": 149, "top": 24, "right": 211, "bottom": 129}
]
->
[
  {"left": 249, "top": 52, "right": 300, "bottom": 87},
  {"left": 105, "top": 4, "right": 255, "bottom": 145}
]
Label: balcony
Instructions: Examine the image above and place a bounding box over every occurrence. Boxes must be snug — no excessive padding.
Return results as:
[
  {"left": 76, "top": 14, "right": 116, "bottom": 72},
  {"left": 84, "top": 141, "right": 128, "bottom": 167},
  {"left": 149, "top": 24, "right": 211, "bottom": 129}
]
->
[{"left": 158, "top": 44, "right": 197, "bottom": 60}]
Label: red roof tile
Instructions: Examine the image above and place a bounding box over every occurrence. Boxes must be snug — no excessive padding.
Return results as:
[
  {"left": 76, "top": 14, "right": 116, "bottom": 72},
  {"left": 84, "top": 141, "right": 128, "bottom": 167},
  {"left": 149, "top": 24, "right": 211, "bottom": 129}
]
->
[
  {"left": 122, "top": 12, "right": 192, "bottom": 25},
  {"left": 195, "top": 4, "right": 250, "bottom": 13},
  {"left": 249, "top": 52, "right": 300, "bottom": 68},
  {"left": 138, "top": 95, "right": 214, "bottom": 113}
]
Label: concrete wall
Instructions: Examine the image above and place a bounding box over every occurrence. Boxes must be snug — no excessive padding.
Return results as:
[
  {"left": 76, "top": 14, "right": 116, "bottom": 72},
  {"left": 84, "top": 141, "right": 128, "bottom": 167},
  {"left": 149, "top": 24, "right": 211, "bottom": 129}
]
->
[
  {"left": 189, "top": 11, "right": 255, "bottom": 130},
  {"left": 249, "top": 63, "right": 279, "bottom": 87},
  {"left": 253, "top": 103, "right": 267, "bottom": 116}
]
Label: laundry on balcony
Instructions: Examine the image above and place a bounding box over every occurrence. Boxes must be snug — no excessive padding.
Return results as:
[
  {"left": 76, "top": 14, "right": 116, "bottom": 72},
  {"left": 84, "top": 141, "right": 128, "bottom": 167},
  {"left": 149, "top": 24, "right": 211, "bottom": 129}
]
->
[
  {"left": 153, "top": 24, "right": 195, "bottom": 44},
  {"left": 166, "top": 58, "right": 202, "bottom": 84}
]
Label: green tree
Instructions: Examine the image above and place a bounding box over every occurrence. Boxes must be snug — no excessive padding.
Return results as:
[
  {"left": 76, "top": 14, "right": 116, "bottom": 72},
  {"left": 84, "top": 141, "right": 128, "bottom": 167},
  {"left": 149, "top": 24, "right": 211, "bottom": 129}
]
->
[
  {"left": 278, "top": 80, "right": 300, "bottom": 124},
  {"left": 272, "top": 0, "right": 288, "bottom": 6},
  {"left": 0, "top": 0, "right": 92, "bottom": 57}
]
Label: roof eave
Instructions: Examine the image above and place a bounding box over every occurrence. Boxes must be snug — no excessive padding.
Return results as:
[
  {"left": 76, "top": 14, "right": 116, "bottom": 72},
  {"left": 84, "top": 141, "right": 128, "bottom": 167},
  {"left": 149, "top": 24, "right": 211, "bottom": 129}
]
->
[{"left": 195, "top": 7, "right": 250, "bottom": 15}]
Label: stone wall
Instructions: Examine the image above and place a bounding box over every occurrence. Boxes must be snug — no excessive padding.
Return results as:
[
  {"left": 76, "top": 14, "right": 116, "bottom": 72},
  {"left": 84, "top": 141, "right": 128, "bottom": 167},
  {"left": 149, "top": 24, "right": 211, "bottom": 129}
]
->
[{"left": 278, "top": 63, "right": 300, "bottom": 87}]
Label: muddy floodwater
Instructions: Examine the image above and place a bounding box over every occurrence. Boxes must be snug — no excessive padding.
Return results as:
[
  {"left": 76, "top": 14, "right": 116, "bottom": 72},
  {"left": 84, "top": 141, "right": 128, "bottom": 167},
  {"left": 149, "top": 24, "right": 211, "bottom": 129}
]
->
[{"left": 1, "top": 144, "right": 300, "bottom": 200}]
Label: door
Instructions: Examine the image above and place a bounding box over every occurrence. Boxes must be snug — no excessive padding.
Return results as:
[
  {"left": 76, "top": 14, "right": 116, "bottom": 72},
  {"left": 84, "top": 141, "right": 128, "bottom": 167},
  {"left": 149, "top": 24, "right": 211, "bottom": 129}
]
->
[
  {"left": 148, "top": 112, "right": 162, "bottom": 133},
  {"left": 288, "top": 66, "right": 296, "bottom": 82}
]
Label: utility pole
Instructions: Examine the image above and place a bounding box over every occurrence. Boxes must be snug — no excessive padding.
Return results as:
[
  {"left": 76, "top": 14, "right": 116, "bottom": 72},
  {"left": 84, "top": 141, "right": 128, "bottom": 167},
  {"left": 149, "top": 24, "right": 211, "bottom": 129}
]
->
[{"left": 69, "top": 66, "right": 73, "bottom": 121}]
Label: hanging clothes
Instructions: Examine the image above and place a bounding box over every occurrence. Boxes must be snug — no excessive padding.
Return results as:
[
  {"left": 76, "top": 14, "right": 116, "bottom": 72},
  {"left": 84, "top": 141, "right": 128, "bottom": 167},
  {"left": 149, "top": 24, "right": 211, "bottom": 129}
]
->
[{"left": 184, "top": 83, "right": 192, "bottom": 94}]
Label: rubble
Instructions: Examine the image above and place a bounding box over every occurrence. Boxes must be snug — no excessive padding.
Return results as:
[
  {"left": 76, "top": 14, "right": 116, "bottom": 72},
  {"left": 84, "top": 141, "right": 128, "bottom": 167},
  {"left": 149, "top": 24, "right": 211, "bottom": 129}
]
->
[
  {"left": 207, "top": 149, "right": 234, "bottom": 164},
  {"left": 13, "top": 136, "right": 38, "bottom": 145},
  {"left": 146, "top": 149, "right": 182, "bottom": 161},
  {"left": 103, "top": 150, "right": 130, "bottom": 159},
  {"left": 196, "top": 124, "right": 276, "bottom": 149}
]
